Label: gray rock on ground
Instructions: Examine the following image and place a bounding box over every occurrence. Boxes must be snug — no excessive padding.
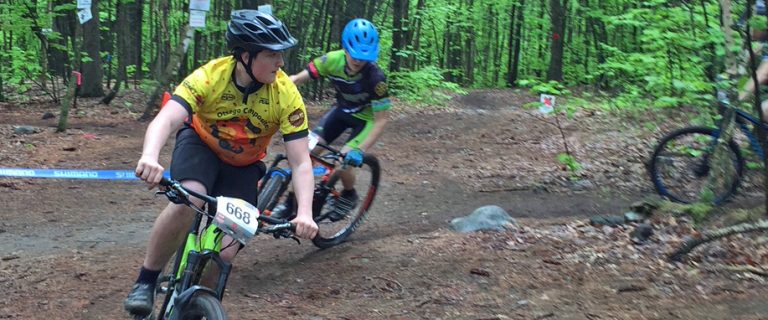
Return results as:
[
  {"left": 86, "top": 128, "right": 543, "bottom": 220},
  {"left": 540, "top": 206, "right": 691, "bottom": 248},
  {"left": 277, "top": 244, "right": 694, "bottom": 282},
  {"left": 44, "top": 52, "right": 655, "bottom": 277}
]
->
[
  {"left": 451, "top": 205, "right": 518, "bottom": 232},
  {"left": 13, "top": 126, "right": 42, "bottom": 135}
]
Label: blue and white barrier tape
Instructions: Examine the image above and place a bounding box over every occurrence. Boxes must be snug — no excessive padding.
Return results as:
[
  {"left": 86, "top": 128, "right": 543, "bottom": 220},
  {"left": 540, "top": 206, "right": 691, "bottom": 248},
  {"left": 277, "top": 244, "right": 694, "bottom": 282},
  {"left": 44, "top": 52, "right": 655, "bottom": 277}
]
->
[
  {"left": 0, "top": 166, "right": 328, "bottom": 180},
  {"left": 0, "top": 168, "right": 152, "bottom": 180}
]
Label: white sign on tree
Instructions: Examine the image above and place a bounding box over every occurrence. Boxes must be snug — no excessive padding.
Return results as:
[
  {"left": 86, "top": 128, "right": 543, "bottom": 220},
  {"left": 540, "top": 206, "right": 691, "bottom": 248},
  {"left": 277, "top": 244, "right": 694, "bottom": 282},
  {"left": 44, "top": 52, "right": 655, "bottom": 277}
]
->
[
  {"left": 190, "top": 0, "right": 211, "bottom": 11},
  {"left": 190, "top": 10, "right": 207, "bottom": 28},
  {"left": 77, "top": 8, "right": 92, "bottom": 24},
  {"left": 76, "top": 0, "right": 91, "bottom": 9},
  {"left": 258, "top": 4, "right": 273, "bottom": 14}
]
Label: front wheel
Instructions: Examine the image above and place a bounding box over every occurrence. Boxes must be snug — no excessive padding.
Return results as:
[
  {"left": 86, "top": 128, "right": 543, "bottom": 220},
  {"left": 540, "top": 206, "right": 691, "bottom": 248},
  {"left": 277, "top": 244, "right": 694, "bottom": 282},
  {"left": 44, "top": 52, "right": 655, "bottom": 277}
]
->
[
  {"left": 648, "top": 126, "right": 744, "bottom": 204},
  {"left": 312, "top": 154, "right": 381, "bottom": 249},
  {"left": 177, "top": 292, "right": 227, "bottom": 320},
  {"left": 257, "top": 173, "right": 287, "bottom": 213}
]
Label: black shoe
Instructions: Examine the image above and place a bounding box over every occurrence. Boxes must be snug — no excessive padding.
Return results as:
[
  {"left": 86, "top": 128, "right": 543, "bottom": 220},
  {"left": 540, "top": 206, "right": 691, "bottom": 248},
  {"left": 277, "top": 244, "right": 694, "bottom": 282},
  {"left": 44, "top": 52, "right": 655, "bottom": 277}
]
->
[
  {"left": 124, "top": 283, "right": 155, "bottom": 316},
  {"left": 270, "top": 193, "right": 296, "bottom": 220},
  {"left": 327, "top": 190, "right": 359, "bottom": 222},
  {"left": 270, "top": 203, "right": 294, "bottom": 220}
]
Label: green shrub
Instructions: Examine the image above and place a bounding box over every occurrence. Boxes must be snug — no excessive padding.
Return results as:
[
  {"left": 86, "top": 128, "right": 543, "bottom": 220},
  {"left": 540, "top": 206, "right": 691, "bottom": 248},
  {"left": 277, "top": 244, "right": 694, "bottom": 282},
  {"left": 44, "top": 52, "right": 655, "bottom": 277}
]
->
[{"left": 389, "top": 66, "right": 466, "bottom": 105}]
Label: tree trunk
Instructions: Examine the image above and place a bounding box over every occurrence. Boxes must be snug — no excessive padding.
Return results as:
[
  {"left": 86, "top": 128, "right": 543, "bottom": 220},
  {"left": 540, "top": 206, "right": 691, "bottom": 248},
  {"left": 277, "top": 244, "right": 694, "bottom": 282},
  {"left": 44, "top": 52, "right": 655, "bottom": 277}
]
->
[
  {"left": 154, "top": 0, "right": 170, "bottom": 80},
  {"left": 402, "top": 0, "right": 414, "bottom": 70},
  {"left": 0, "top": 48, "right": 4, "bottom": 101},
  {"left": 242, "top": 0, "right": 261, "bottom": 9},
  {"left": 507, "top": 0, "right": 525, "bottom": 86},
  {"left": 546, "top": 0, "right": 567, "bottom": 81},
  {"left": 411, "top": 0, "right": 426, "bottom": 69},
  {"left": 286, "top": 0, "right": 307, "bottom": 73},
  {"left": 50, "top": 0, "right": 73, "bottom": 79},
  {"left": 80, "top": 0, "right": 105, "bottom": 97},
  {"left": 102, "top": 0, "right": 135, "bottom": 105},
  {"left": 343, "top": 0, "right": 366, "bottom": 24},
  {"left": 104, "top": 0, "right": 114, "bottom": 88},
  {"left": 57, "top": 73, "right": 78, "bottom": 132},
  {"left": 23, "top": 1, "right": 55, "bottom": 101},
  {"left": 390, "top": 0, "right": 406, "bottom": 72},
  {"left": 140, "top": 26, "right": 195, "bottom": 121},
  {"left": 135, "top": 0, "right": 144, "bottom": 85},
  {"left": 328, "top": 0, "right": 343, "bottom": 51}
]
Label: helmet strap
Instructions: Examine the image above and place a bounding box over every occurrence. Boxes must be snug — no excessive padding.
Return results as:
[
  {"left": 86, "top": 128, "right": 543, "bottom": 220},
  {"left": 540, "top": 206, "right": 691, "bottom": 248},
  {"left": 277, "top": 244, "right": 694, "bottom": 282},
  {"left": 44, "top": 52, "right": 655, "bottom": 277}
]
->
[{"left": 234, "top": 50, "right": 262, "bottom": 104}]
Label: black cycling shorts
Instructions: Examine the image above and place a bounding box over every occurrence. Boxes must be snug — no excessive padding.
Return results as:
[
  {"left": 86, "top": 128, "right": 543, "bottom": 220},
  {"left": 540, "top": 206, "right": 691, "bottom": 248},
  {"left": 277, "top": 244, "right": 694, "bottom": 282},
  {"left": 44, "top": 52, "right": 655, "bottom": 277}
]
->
[
  {"left": 170, "top": 127, "right": 265, "bottom": 205},
  {"left": 313, "top": 106, "right": 371, "bottom": 147}
]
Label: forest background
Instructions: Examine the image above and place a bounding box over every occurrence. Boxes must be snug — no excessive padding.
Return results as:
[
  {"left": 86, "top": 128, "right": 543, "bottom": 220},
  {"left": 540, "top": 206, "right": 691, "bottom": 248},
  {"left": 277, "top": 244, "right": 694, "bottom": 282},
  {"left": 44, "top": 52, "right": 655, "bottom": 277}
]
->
[{"left": 0, "top": 0, "right": 757, "bottom": 113}]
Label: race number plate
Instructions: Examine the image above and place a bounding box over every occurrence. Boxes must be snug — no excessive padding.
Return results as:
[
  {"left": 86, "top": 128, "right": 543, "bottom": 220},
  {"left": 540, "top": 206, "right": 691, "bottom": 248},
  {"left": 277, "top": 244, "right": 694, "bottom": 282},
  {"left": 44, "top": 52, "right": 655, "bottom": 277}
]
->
[
  {"left": 214, "top": 196, "right": 260, "bottom": 244},
  {"left": 308, "top": 131, "right": 320, "bottom": 151}
]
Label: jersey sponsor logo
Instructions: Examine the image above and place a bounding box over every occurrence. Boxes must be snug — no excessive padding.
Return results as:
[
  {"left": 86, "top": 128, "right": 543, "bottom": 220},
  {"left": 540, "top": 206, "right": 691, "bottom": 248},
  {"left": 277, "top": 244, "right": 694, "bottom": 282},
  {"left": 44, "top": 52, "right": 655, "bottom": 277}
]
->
[
  {"left": 259, "top": 98, "right": 269, "bottom": 104},
  {"left": 181, "top": 80, "right": 200, "bottom": 97},
  {"left": 375, "top": 82, "right": 388, "bottom": 97},
  {"left": 221, "top": 93, "right": 236, "bottom": 101},
  {"left": 288, "top": 108, "right": 305, "bottom": 127},
  {"left": 243, "top": 107, "right": 270, "bottom": 129}
]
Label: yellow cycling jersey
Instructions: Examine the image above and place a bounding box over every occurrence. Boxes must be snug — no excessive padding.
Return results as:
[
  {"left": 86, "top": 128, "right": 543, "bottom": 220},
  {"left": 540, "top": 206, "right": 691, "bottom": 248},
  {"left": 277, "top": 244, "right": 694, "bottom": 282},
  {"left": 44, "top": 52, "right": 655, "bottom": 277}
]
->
[{"left": 173, "top": 56, "right": 308, "bottom": 166}]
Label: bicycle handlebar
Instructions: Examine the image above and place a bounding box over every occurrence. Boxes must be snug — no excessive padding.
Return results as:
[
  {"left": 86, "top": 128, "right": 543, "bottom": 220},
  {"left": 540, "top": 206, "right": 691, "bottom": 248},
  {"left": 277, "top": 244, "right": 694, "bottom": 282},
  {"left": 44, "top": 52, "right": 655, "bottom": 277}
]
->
[{"left": 158, "top": 177, "right": 296, "bottom": 235}]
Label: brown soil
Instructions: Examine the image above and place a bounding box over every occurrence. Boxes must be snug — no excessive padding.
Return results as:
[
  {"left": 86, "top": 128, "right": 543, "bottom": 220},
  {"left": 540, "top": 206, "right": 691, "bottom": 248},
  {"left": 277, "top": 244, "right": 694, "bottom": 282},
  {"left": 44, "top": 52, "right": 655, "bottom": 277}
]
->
[{"left": 1, "top": 89, "right": 766, "bottom": 320}]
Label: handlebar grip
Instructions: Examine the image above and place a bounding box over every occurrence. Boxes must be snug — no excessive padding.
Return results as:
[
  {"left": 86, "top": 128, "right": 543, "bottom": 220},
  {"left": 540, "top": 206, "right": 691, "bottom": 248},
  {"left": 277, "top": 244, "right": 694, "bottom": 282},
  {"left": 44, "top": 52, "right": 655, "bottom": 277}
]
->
[{"left": 160, "top": 176, "right": 173, "bottom": 187}]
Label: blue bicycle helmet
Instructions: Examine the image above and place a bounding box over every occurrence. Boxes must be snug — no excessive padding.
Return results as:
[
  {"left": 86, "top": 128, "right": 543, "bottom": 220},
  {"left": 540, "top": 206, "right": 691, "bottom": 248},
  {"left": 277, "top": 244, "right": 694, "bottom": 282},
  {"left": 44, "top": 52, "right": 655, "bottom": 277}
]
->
[{"left": 341, "top": 18, "right": 379, "bottom": 62}]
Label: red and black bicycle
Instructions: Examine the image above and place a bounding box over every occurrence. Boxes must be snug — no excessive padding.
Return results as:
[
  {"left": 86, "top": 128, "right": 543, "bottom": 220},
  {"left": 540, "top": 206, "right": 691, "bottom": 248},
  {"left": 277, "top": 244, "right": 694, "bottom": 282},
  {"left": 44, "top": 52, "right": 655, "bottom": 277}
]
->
[{"left": 256, "top": 136, "right": 380, "bottom": 249}]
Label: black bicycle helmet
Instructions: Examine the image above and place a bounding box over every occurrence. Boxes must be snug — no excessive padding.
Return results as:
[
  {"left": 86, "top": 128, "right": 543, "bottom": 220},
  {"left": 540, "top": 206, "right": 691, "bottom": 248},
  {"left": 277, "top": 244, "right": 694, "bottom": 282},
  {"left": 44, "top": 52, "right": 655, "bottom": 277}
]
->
[{"left": 226, "top": 9, "right": 297, "bottom": 53}]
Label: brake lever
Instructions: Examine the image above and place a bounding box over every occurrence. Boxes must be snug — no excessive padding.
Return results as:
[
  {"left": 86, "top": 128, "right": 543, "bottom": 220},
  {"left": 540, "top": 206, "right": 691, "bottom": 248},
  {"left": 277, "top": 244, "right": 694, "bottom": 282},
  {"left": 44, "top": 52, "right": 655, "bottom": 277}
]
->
[
  {"left": 271, "top": 229, "right": 301, "bottom": 245},
  {"left": 157, "top": 189, "right": 186, "bottom": 204}
]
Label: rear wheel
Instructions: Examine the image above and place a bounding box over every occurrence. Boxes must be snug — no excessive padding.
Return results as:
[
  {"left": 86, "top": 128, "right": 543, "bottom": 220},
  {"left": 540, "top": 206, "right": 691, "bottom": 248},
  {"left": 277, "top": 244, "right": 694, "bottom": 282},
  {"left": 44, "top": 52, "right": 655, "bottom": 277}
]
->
[
  {"left": 178, "top": 292, "right": 227, "bottom": 320},
  {"left": 312, "top": 154, "right": 380, "bottom": 249},
  {"left": 649, "top": 126, "right": 744, "bottom": 204}
]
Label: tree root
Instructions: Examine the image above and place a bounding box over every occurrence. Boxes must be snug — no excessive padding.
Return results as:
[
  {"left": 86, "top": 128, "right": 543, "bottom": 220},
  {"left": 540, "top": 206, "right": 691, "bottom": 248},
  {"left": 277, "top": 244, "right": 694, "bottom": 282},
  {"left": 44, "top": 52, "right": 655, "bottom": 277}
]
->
[
  {"left": 668, "top": 219, "right": 768, "bottom": 262},
  {"left": 705, "top": 265, "right": 768, "bottom": 277}
]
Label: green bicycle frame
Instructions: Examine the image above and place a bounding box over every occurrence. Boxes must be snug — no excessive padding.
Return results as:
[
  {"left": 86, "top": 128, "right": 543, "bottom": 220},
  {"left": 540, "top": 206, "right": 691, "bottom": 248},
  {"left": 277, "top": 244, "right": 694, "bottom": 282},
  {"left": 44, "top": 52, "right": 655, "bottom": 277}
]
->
[{"left": 175, "top": 223, "right": 224, "bottom": 279}]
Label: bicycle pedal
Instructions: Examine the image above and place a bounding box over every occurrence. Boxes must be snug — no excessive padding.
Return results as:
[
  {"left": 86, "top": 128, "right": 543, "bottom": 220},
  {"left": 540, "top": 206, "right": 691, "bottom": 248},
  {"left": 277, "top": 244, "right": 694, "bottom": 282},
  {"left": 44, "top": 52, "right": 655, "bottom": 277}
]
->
[{"left": 156, "top": 286, "right": 169, "bottom": 294}]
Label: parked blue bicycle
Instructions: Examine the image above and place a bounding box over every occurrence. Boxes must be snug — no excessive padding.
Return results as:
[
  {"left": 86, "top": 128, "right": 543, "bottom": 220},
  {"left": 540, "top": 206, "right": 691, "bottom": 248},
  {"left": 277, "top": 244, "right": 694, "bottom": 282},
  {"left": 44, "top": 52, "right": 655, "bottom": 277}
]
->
[{"left": 649, "top": 91, "right": 767, "bottom": 204}]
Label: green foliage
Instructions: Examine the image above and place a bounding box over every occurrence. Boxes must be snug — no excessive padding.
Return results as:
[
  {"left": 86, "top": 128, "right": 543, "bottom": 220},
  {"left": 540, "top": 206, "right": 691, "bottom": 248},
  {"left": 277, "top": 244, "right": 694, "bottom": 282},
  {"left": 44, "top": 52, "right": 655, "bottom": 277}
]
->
[
  {"left": 4, "top": 47, "right": 43, "bottom": 93},
  {"left": 139, "top": 79, "right": 160, "bottom": 95},
  {"left": 389, "top": 66, "right": 466, "bottom": 105},
  {"left": 659, "top": 201, "right": 715, "bottom": 222},
  {"left": 746, "top": 161, "right": 763, "bottom": 170},
  {"left": 557, "top": 153, "right": 582, "bottom": 173},
  {"left": 0, "top": 0, "right": 763, "bottom": 114},
  {"left": 517, "top": 79, "right": 571, "bottom": 96}
]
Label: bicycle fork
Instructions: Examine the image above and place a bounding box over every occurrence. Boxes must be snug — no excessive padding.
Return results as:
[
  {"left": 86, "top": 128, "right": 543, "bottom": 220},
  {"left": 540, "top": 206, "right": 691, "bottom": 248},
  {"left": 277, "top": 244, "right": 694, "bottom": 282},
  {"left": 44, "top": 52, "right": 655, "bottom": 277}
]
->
[{"left": 159, "top": 226, "right": 232, "bottom": 320}]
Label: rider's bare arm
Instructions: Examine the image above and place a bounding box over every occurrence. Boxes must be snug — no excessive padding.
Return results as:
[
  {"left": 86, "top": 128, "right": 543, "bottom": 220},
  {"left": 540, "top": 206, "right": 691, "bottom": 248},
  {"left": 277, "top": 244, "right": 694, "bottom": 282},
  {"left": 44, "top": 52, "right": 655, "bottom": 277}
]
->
[
  {"left": 284, "top": 136, "right": 318, "bottom": 239},
  {"left": 289, "top": 70, "right": 311, "bottom": 86},
  {"left": 136, "top": 100, "right": 189, "bottom": 188}
]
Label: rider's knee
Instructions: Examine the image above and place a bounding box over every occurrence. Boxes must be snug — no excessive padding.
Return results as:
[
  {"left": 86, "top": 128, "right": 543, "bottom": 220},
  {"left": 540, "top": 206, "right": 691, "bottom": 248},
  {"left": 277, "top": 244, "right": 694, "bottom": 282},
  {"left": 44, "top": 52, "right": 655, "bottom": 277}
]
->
[{"left": 218, "top": 241, "right": 239, "bottom": 262}]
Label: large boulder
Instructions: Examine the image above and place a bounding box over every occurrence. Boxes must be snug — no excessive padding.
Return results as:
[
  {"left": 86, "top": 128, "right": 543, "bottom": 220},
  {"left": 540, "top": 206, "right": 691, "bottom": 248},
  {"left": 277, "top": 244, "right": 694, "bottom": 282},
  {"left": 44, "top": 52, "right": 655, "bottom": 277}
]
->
[{"left": 451, "top": 205, "right": 518, "bottom": 233}]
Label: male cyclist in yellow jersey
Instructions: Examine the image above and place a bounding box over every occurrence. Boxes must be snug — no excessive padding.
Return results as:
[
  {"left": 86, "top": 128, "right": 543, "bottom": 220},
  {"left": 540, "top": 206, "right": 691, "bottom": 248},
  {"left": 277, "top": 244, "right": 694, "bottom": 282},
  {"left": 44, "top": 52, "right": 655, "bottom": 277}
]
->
[
  {"left": 124, "top": 10, "right": 317, "bottom": 316},
  {"left": 288, "top": 18, "right": 391, "bottom": 221}
]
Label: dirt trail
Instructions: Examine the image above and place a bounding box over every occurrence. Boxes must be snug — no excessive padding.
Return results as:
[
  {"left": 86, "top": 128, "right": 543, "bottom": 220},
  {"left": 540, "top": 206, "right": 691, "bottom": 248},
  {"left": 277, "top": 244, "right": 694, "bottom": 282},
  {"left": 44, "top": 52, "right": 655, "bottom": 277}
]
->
[{"left": 1, "top": 90, "right": 766, "bottom": 320}]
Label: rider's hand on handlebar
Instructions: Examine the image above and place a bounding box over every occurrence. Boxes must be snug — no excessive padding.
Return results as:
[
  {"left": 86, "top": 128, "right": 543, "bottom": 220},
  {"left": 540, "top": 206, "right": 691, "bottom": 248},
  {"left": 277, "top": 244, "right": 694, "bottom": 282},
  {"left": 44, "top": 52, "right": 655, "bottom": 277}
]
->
[
  {"left": 135, "top": 156, "right": 165, "bottom": 190},
  {"left": 343, "top": 149, "right": 364, "bottom": 167},
  {"left": 290, "top": 213, "right": 318, "bottom": 240}
]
